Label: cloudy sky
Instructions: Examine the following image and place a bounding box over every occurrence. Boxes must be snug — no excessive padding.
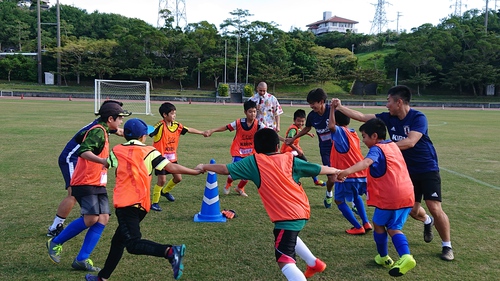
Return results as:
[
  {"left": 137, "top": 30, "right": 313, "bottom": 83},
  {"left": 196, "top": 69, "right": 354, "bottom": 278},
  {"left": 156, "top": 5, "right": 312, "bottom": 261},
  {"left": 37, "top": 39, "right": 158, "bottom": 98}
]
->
[{"left": 57, "top": 0, "right": 491, "bottom": 34}]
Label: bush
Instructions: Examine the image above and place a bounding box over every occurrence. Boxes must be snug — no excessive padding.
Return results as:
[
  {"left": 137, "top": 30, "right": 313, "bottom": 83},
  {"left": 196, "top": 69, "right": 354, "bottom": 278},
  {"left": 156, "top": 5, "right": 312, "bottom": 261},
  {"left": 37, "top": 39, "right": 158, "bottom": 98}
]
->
[
  {"left": 218, "top": 83, "right": 229, "bottom": 97},
  {"left": 244, "top": 84, "right": 254, "bottom": 97}
]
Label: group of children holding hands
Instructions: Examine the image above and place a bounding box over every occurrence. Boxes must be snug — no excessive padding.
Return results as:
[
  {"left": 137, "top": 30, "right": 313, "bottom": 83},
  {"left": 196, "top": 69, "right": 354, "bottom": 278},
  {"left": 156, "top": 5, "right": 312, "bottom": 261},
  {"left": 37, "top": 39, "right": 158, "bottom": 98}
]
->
[{"left": 46, "top": 84, "right": 449, "bottom": 280}]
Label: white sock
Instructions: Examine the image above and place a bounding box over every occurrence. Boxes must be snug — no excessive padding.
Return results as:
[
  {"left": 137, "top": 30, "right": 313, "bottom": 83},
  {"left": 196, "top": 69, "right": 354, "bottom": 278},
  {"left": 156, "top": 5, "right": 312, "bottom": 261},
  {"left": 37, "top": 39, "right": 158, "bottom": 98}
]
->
[
  {"left": 295, "top": 236, "right": 317, "bottom": 266},
  {"left": 281, "top": 263, "right": 307, "bottom": 281},
  {"left": 424, "top": 215, "right": 432, "bottom": 225},
  {"left": 326, "top": 191, "right": 333, "bottom": 197},
  {"left": 50, "top": 215, "right": 65, "bottom": 230},
  {"left": 442, "top": 241, "right": 452, "bottom": 248}
]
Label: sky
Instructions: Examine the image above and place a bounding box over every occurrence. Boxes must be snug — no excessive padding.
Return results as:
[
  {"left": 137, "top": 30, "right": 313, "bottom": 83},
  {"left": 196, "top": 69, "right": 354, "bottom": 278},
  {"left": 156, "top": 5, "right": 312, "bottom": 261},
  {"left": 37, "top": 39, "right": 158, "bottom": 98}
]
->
[{"left": 57, "top": 0, "right": 491, "bottom": 34}]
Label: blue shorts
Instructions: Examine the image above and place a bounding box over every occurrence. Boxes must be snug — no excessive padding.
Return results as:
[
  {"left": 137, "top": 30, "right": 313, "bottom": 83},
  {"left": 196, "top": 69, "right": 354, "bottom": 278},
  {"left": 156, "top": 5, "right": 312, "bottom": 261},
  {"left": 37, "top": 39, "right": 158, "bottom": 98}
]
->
[
  {"left": 58, "top": 150, "right": 79, "bottom": 189},
  {"left": 319, "top": 148, "right": 331, "bottom": 166},
  {"left": 334, "top": 180, "right": 367, "bottom": 202},
  {"left": 372, "top": 208, "right": 411, "bottom": 231}
]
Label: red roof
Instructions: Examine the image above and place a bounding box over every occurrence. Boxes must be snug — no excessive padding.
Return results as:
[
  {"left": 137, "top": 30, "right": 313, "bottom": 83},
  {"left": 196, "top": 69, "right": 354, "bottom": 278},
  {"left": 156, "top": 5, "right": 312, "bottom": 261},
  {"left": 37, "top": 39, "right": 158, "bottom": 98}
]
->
[{"left": 307, "top": 16, "right": 358, "bottom": 27}]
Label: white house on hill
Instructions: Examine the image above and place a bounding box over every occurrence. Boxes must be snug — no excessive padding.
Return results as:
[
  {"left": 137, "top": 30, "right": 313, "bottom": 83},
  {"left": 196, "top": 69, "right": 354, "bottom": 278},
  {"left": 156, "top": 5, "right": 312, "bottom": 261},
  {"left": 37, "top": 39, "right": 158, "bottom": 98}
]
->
[{"left": 307, "top": 11, "right": 358, "bottom": 35}]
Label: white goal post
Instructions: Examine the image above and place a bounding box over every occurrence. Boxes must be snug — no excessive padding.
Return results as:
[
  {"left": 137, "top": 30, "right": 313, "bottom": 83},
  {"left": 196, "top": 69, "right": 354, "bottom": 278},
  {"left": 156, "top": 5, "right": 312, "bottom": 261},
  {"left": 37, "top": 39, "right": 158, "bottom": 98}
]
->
[
  {"left": 0, "top": 90, "right": 13, "bottom": 97},
  {"left": 94, "top": 79, "right": 152, "bottom": 115}
]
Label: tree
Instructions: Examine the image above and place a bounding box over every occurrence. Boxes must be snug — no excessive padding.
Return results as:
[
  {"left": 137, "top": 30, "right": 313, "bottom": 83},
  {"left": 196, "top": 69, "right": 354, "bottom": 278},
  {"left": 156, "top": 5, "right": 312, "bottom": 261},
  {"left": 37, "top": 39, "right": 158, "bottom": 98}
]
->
[{"left": 0, "top": 55, "right": 22, "bottom": 81}]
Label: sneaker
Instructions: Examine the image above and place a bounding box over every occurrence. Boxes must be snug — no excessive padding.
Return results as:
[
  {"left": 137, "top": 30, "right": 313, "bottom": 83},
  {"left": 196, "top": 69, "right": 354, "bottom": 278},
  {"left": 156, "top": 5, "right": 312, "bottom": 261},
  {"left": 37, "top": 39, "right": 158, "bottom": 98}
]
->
[
  {"left": 314, "top": 180, "right": 326, "bottom": 186},
  {"left": 323, "top": 196, "right": 332, "bottom": 208},
  {"left": 151, "top": 203, "right": 162, "bottom": 212},
  {"left": 85, "top": 274, "right": 102, "bottom": 281},
  {"left": 161, "top": 192, "right": 175, "bottom": 202},
  {"left": 388, "top": 254, "right": 416, "bottom": 277},
  {"left": 351, "top": 206, "right": 359, "bottom": 215},
  {"left": 47, "top": 223, "right": 64, "bottom": 237},
  {"left": 168, "top": 244, "right": 186, "bottom": 280},
  {"left": 47, "top": 238, "right": 63, "bottom": 263},
  {"left": 363, "top": 222, "right": 373, "bottom": 232},
  {"left": 223, "top": 182, "right": 231, "bottom": 195},
  {"left": 234, "top": 187, "right": 248, "bottom": 197},
  {"left": 304, "top": 258, "right": 326, "bottom": 278},
  {"left": 424, "top": 216, "right": 434, "bottom": 243},
  {"left": 346, "top": 227, "right": 366, "bottom": 235},
  {"left": 440, "top": 246, "right": 454, "bottom": 261},
  {"left": 72, "top": 258, "right": 101, "bottom": 272},
  {"left": 374, "top": 254, "right": 394, "bottom": 268}
]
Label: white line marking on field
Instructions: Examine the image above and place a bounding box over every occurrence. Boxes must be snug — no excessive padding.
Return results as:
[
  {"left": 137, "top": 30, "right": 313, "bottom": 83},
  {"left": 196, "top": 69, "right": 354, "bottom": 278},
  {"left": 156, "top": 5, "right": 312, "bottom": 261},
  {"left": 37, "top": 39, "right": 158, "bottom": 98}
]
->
[
  {"left": 440, "top": 167, "right": 500, "bottom": 190},
  {"left": 429, "top": 122, "right": 447, "bottom": 127}
]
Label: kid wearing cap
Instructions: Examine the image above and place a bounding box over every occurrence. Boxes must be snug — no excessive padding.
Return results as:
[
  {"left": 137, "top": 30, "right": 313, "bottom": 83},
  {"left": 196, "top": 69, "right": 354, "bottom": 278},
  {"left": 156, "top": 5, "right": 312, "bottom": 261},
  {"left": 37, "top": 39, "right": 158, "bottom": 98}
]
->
[
  {"left": 47, "top": 101, "right": 130, "bottom": 272},
  {"left": 85, "top": 118, "right": 203, "bottom": 281}
]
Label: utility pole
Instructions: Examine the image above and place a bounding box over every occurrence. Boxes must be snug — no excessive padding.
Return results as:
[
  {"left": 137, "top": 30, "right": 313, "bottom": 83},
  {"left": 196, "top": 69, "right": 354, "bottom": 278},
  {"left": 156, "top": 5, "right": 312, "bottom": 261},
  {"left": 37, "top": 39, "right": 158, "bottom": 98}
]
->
[
  {"left": 224, "top": 39, "right": 227, "bottom": 84},
  {"left": 485, "top": 0, "right": 489, "bottom": 33},
  {"left": 56, "top": 0, "right": 61, "bottom": 86},
  {"left": 396, "top": 11, "right": 402, "bottom": 33},
  {"left": 197, "top": 58, "right": 201, "bottom": 89},
  {"left": 245, "top": 38, "right": 249, "bottom": 84},
  {"left": 37, "top": 0, "right": 42, "bottom": 85}
]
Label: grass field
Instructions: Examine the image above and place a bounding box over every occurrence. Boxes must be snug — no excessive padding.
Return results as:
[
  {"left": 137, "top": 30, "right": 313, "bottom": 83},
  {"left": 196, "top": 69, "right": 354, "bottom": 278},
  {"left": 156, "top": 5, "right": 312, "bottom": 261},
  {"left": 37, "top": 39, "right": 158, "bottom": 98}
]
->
[{"left": 1, "top": 98, "right": 499, "bottom": 281}]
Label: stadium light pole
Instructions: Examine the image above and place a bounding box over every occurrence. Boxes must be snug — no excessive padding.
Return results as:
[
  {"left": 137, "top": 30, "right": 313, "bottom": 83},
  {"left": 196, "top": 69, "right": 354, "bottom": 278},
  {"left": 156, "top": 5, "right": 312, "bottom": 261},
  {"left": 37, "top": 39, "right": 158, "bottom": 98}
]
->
[
  {"left": 37, "top": 0, "right": 42, "bottom": 85},
  {"left": 197, "top": 58, "right": 201, "bottom": 89},
  {"left": 245, "top": 38, "right": 249, "bottom": 84},
  {"left": 224, "top": 39, "right": 227, "bottom": 84}
]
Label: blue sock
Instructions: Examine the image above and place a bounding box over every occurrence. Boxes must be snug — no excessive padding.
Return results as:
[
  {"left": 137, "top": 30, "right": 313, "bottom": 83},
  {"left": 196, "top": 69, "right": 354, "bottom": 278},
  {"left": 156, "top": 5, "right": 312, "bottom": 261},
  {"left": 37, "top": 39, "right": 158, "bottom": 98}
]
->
[
  {"left": 312, "top": 176, "right": 319, "bottom": 182},
  {"left": 76, "top": 222, "right": 105, "bottom": 261},
  {"left": 373, "top": 231, "right": 388, "bottom": 257},
  {"left": 392, "top": 233, "right": 411, "bottom": 257},
  {"left": 353, "top": 195, "right": 369, "bottom": 224},
  {"left": 53, "top": 217, "right": 87, "bottom": 244},
  {"left": 337, "top": 202, "right": 361, "bottom": 228}
]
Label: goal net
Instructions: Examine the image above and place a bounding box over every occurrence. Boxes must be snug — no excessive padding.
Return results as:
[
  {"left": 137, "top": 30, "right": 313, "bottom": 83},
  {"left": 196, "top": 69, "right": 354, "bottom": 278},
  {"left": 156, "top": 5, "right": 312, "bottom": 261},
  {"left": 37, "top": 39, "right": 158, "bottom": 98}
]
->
[{"left": 95, "top": 79, "right": 151, "bottom": 115}]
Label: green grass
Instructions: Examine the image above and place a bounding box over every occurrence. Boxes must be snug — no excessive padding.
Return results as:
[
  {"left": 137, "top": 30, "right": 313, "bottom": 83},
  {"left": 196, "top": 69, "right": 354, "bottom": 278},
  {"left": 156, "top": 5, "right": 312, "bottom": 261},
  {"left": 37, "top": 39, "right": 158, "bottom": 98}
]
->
[{"left": 0, "top": 99, "right": 500, "bottom": 280}]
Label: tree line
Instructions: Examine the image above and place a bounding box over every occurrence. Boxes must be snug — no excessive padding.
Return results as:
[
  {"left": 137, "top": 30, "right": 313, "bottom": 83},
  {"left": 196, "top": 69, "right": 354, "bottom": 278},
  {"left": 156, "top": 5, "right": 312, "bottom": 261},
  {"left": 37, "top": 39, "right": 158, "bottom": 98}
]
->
[{"left": 0, "top": 0, "right": 499, "bottom": 96}]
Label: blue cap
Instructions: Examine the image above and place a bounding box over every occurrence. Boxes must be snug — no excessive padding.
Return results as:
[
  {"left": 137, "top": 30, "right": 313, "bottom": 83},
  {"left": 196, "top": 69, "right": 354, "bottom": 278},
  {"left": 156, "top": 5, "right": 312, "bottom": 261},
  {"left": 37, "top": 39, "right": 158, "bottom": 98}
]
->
[{"left": 124, "top": 118, "right": 154, "bottom": 139}]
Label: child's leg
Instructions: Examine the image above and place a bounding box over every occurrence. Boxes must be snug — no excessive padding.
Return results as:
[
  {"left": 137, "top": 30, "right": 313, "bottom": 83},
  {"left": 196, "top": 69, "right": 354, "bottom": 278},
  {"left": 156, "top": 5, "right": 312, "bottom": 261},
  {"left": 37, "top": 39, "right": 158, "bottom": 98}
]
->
[
  {"left": 52, "top": 216, "right": 88, "bottom": 244},
  {"left": 281, "top": 263, "right": 307, "bottom": 281},
  {"left": 337, "top": 201, "right": 362, "bottom": 228},
  {"left": 274, "top": 229, "right": 308, "bottom": 281},
  {"left": 152, "top": 174, "right": 167, "bottom": 204},
  {"left": 161, "top": 174, "right": 182, "bottom": 194},
  {"left": 389, "top": 231, "right": 411, "bottom": 257},
  {"left": 353, "top": 194, "right": 369, "bottom": 224},
  {"left": 76, "top": 220, "right": 106, "bottom": 261},
  {"left": 295, "top": 236, "right": 316, "bottom": 266},
  {"left": 373, "top": 228, "right": 389, "bottom": 257}
]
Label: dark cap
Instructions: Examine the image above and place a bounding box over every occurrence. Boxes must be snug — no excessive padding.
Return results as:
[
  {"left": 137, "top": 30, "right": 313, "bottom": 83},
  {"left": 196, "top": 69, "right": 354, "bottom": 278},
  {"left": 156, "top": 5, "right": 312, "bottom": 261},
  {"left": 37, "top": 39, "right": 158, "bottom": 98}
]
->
[
  {"left": 96, "top": 100, "right": 131, "bottom": 117},
  {"left": 124, "top": 118, "right": 154, "bottom": 138}
]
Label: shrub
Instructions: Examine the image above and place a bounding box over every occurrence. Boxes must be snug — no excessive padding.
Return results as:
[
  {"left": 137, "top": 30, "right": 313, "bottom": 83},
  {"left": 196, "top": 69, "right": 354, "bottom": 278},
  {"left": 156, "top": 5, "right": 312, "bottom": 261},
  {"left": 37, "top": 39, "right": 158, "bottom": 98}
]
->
[
  {"left": 244, "top": 84, "right": 254, "bottom": 97},
  {"left": 218, "top": 83, "right": 229, "bottom": 97}
]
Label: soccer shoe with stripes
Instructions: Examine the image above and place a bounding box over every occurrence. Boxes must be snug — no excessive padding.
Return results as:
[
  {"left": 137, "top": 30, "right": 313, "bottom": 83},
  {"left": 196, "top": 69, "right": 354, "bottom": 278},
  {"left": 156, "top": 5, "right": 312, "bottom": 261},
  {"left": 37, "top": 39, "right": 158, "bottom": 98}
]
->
[
  {"left": 388, "top": 254, "right": 416, "bottom": 277},
  {"left": 424, "top": 216, "right": 434, "bottom": 243},
  {"left": 374, "top": 254, "right": 394, "bottom": 268},
  {"left": 168, "top": 244, "right": 186, "bottom": 280},
  {"left": 314, "top": 180, "right": 326, "bottom": 186},
  {"left": 72, "top": 258, "right": 101, "bottom": 272},
  {"left": 151, "top": 203, "right": 162, "bottom": 212},
  {"left": 323, "top": 196, "right": 332, "bottom": 208},
  {"left": 363, "top": 222, "right": 373, "bottom": 232},
  {"left": 304, "top": 258, "right": 326, "bottom": 278},
  {"left": 47, "top": 223, "right": 64, "bottom": 237},
  {"left": 234, "top": 187, "right": 248, "bottom": 197},
  {"left": 47, "top": 238, "right": 63, "bottom": 263}
]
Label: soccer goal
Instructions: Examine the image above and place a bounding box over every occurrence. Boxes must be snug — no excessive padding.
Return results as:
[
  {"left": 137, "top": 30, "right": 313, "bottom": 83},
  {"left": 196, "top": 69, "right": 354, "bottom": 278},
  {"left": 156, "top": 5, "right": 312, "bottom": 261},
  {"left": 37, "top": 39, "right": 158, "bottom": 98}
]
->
[
  {"left": 0, "top": 90, "right": 13, "bottom": 97},
  {"left": 94, "top": 79, "right": 152, "bottom": 115}
]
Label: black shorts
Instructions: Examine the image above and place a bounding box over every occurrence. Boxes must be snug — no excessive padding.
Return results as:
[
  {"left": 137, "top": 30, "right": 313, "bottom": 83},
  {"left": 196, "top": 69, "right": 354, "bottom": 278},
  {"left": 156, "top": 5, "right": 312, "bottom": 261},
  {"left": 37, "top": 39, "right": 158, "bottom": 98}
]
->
[
  {"left": 273, "top": 229, "right": 299, "bottom": 263},
  {"left": 155, "top": 161, "right": 178, "bottom": 176},
  {"left": 410, "top": 171, "right": 442, "bottom": 203}
]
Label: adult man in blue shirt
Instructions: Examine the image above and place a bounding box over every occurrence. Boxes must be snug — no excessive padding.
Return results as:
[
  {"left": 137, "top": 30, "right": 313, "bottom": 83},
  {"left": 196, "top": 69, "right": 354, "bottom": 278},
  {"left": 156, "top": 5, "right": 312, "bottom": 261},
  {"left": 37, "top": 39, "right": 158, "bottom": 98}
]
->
[{"left": 333, "top": 85, "right": 454, "bottom": 261}]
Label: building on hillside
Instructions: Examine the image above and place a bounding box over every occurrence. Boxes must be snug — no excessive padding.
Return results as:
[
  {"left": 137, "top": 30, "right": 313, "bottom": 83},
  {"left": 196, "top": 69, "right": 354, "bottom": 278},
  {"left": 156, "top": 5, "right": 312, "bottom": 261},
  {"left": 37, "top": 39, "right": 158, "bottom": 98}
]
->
[{"left": 306, "top": 11, "right": 358, "bottom": 35}]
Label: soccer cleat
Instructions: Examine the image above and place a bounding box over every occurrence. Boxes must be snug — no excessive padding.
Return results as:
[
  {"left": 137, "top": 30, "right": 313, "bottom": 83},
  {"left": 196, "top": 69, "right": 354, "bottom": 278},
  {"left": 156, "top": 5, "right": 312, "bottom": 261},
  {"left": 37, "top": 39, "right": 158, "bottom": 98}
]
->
[
  {"left": 85, "top": 274, "right": 103, "bottom": 281},
  {"left": 151, "top": 203, "right": 163, "bottom": 212},
  {"left": 424, "top": 216, "right": 434, "bottom": 243},
  {"left": 351, "top": 206, "right": 359, "bottom": 215},
  {"left": 234, "top": 187, "right": 248, "bottom": 197},
  {"left": 323, "top": 196, "right": 332, "bottom": 208},
  {"left": 374, "top": 254, "right": 394, "bottom": 268},
  {"left": 346, "top": 227, "right": 366, "bottom": 235},
  {"left": 72, "top": 258, "right": 101, "bottom": 272},
  {"left": 47, "top": 223, "right": 64, "bottom": 237},
  {"left": 168, "top": 244, "right": 186, "bottom": 280},
  {"left": 304, "top": 258, "right": 326, "bottom": 278},
  {"left": 161, "top": 192, "right": 175, "bottom": 202},
  {"left": 440, "top": 246, "right": 454, "bottom": 261},
  {"left": 388, "top": 254, "right": 416, "bottom": 277},
  {"left": 223, "top": 182, "right": 231, "bottom": 195},
  {"left": 363, "top": 222, "right": 373, "bottom": 232},
  {"left": 47, "top": 238, "right": 63, "bottom": 263},
  {"left": 314, "top": 180, "right": 326, "bottom": 186}
]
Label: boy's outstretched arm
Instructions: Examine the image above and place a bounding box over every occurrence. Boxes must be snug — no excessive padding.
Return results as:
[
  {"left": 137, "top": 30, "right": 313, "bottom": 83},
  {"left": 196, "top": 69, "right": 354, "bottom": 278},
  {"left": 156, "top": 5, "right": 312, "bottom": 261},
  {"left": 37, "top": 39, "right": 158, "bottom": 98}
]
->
[
  {"left": 334, "top": 98, "right": 376, "bottom": 122},
  {"left": 165, "top": 162, "right": 203, "bottom": 175},
  {"left": 337, "top": 158, "right": 373, "bottom": 180},
  {"left": 328, "top": 98, "right": 337, "bottom": 132},
  {"left": 196, "top": 164, "right": 229, "bottom": 175},
  {"left": 203, "top": 125, "right": 228, "bottom": 137},
  {"left": 187, "top": 127, "right": 205, "bottom": 135}
]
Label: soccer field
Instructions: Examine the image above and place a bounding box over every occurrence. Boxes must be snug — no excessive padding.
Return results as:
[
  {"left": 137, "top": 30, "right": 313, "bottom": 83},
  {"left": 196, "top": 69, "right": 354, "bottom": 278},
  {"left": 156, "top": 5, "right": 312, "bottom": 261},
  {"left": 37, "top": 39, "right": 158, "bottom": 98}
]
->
[{"left": 0, "top": 98, "right": 499, "bottom": 280}]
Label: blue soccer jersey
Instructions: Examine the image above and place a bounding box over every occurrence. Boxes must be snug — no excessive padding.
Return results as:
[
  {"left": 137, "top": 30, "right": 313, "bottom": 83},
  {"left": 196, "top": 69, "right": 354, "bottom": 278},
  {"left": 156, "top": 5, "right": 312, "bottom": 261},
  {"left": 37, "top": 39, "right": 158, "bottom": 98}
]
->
[
  {"left": 376, "top": 109, "right": 439, "bottom": 175},
  {"left": 306, "top": 103, "right": 332, "bottom": 152}
]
